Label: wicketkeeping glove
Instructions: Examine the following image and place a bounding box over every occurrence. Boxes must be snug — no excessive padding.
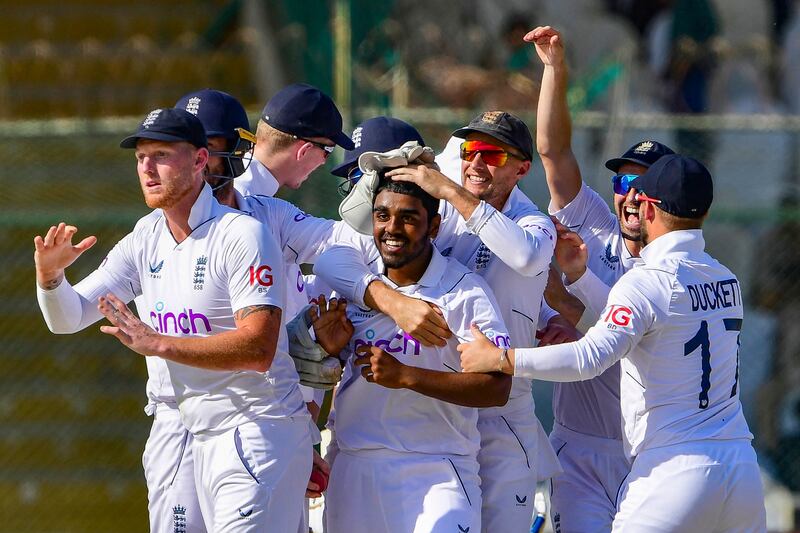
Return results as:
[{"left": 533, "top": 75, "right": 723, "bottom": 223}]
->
[{"left": 286, "top": 305, "right": 343, "bottom": 390}]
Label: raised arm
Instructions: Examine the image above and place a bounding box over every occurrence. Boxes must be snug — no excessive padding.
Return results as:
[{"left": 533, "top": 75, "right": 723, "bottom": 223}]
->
[{"left": 527, "top": 25, "right": 583, "bottom": 210}]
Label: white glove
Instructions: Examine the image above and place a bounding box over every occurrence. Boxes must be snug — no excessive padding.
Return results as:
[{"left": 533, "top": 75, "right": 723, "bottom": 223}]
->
[{"left": 286, "top": 305, "right": 343, "bottom": 390}]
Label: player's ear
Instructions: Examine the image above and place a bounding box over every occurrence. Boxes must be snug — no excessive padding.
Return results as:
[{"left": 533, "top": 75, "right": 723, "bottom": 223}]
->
[
  {"left": 195, "top": 147, "right": 209, "bottom": 172},
  {"left": 516, "top": 159, "right": 531, "bottom": 179},
  {"left": 428, "top": 213, "right": 441, "bottom": 240}
]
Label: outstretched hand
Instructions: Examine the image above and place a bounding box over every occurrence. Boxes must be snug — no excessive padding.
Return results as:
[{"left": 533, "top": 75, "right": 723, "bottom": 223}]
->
[
  {"left": 98, "top": 292, "right": 162, "bottom": 356},
  {"left": 524, "top": 26, "right": 565, "bottom": 67},
  {"left": 34, "top": 223, "right": 97, "bottom": 289}
]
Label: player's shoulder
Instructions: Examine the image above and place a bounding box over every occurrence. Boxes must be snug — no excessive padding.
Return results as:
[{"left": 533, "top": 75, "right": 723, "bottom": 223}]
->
[
  {"left": 437, "top": 255, "right": 492, "bottom": 297},
  {"left": 130, "top": 208, "right": 165, "bottom": 237},
  {"left": 216, "top": 202, "right": 267, "bottom": 234}
]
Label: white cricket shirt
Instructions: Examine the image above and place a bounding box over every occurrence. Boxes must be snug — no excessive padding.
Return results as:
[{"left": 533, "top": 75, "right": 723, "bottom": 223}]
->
[
  {"left": 548, "top": 182, "right": 641, "bottom": 439},
  {"left": 332, "top": 248, "right": 509, "bottom": 457},
  {"left": 514, "top": 230, "right": 753, "bottom": 457},
  {"left": 40, "top": 184, "right": 307, "bottom": 435}
]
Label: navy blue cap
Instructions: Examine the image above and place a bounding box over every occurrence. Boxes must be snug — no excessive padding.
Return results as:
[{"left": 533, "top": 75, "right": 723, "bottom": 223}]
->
[
  {"left": 452, "top": 111, "right": 533, "bottom": 161},
  {"left": 331, "top": 117, "right": 425, "bottom": 177},
  {"left": 261, "top": 83, "right": 354, "bottom": 150},
  {"left": 175, "top": 89, "right": 249, "bottom": 138},
  {"left": 605, "top": 140, "right": 675, "bottom": 172},
  {"left": 635, "top": 154, "right": 713, "bottom": 218},
  {"left": 120, "top": 108, "right": 207, "bottom": 149}
]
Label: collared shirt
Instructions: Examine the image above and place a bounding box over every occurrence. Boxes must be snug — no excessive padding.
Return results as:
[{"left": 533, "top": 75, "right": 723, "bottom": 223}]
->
[
  {"left": 44, "top": 184, "right": 307, "bottom": 435},
  {"left": 234, "top": 157, "right": 280, "bottom": 198},
  {"left": 514, "top": 230, "right": 753, "bottom": 458},
  {"left": 548, "top": 182, "right": 639, "bottom": 439},
  {"left": 332, "top": 247, "right": 509, "bottom": 457}
]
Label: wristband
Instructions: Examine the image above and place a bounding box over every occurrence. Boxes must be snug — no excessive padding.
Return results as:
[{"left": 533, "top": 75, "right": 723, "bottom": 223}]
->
[{"left": 498, "top": 348, "right": 509, "bottom": 373}]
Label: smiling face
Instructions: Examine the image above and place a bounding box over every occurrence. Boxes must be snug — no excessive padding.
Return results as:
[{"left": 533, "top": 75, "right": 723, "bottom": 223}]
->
[
  {"left": 135, "top": 140, "right": 204, "bottom": 209},
  {"left": 613, "top": 162, "right": 649, "bottom": 241},
  {"left": 460, "top": 132, "right": 531, "bottom": 210},
  {"left": 372, "top": 189, "right": 440, "bottom": 283}
]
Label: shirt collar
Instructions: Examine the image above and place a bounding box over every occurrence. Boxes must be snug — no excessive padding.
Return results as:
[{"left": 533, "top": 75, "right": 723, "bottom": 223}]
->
[
  {"left": 187, "top": 182, "right": 217, "bottom": 229},
  {"left": 380, "top": 246, "right": 448, "bottom": 290},
  {"left": 639, "top": 229, "right": 705, "bottom": 263},
  {"left": 233, "top": 188, "right": 253, "bottom": 215},
  {"left": 248, "top": 158, "right": 280, "bottom": 197}
]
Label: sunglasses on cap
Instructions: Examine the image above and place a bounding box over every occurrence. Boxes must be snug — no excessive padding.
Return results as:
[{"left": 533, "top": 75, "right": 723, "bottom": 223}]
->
[
  {"left": 611, "top": 174, "right": 641, "bottom": 196},
  {"left": 634, "top": 192, "right": 661, "bottom": 204},
  {"left": 460, "top": 140, "right": 522, "bottom": 167},
  {"left": 337, "top": 166, "right": 363, "bottom": 197},
  {"left": 294, "top": 135, "right": 335, "bottom": 157}
]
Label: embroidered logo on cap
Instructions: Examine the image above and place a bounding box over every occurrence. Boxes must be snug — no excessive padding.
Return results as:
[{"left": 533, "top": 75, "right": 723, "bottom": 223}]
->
[
  {"left": 352, "top": 126, "right": 363, "bottom": 148},
  {"left": 184, "top": 97, "right": 201, "bottom": 115},
  {"left": 634, "top": 141, "right": 654, "bottom": 154},
  {"left": 480, "top": 111, "right": 504, "bottom": 124},
  {"left": 142, "top": 109, "right": 162, "bottom": 128}
]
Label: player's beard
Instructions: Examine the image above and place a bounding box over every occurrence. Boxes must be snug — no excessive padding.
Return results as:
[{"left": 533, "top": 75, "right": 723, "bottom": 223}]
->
[
  {"left": 617, "top": 203, "right": 642, "bottom": 242},
  {"left": 640, "top": 218, "right": 651, "bottom": 246},
  {"left": 379, "top": 234, "right": 431, "bottom": 270},
  {"left": 142, "top": 173, "right": 196, "bottom": 210}
]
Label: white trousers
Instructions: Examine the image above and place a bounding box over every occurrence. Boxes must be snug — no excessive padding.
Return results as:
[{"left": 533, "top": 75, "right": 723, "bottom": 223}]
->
[
  {"left": 477, "top": 410, "right": 544, "bottom": 533},
  {"left": 143, "top": 403, "right": 206, "bottom": 533},
  {"left": 548, "top": 423, "right": 630, "bottom": 533},
  {"left": 192, "top": 418, "right": 312, "bottom": 532},
  {"left": 325, "top": 450, "right": 481, "bottom": 533},
  {"left": 613, "top": 440, "right": 767, "bottom": 533}
]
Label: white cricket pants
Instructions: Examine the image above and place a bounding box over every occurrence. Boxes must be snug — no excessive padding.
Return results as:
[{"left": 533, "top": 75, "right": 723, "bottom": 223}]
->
[
  {"left": 613, "top": 440, "right": 767, "bottom": 533},
  {"left": 143, "top": 403, "right": 206, "bottom": 533},
  {"left": 192, "top": 418, "right": 312, "bottom": 532},
  {"left": 478, "top": 408, "right": 557, "bottom": 532},
  {"left": 325, "top": 449, "right": 481, "bottom": 533},
  {"left": 548, "top": 423, "right": 630, "bottom": 533}
]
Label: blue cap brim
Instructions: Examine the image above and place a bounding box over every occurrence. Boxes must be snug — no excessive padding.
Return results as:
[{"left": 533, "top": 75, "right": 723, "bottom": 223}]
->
[
  {"left": 331, "top": 157, "right": 358, "bottom": 177},
  {"left": 331, "top": 130, "right": 355, "bottom": 151}
]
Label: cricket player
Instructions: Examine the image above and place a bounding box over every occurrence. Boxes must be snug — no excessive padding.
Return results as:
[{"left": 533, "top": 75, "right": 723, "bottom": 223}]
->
[
  {"left": 316, "top": 112, "right": 560, "bottom": 531},
  {"left": 322, "top": 170, "right": 512, "bottom": 533},
  {"left": 459, "top": 154, "right": 768, "bottom": 533},
  {"left": 34, "top": 108, "right": 312, "bottom": 532},
  {"left": 530, "top": 25, "right": 676, "bottom": 532}
]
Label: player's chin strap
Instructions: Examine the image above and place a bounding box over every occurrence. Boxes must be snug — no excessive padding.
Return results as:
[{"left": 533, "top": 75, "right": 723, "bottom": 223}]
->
[
  {"left": 207, "top": 128, "right": 256, "bottom": 191},
  {"left": 286, "top": 305, "right": 343, "bottom": 390},
  {"left": 338, "top": 141, "right": 437, "bottom": 235}
]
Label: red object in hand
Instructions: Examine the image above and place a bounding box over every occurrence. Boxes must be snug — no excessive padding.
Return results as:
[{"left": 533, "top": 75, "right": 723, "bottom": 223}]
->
[{"left": 310, "top": 468, "right": 329, "bottom": 493}]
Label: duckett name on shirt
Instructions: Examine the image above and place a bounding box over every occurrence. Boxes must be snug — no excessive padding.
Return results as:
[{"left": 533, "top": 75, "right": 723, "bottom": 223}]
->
[
  {"left": 687, "top": 278, "right": 740, "bottom": 312},
  {"left": 149, "top": 301, "right": 212, "bottom": 334},
  {"left": 353, "top": 329, "right": 421, "bottom": 356}
]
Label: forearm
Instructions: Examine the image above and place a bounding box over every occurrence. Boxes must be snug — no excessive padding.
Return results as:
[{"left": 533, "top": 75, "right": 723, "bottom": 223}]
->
[
  {"left": 441, "top": 182, "right": 481, "bottom": 221},
  {"left": 538, "top": 64, "right": 582, "bottom": 209},
  {"left": 157, "top": 325, "right": 278, "bottom": 372},
  {"left": 403, "top": 367, "right": 511, "bottom": 407},
  {"left": 37, "top": 272, "right": 113, "bottom": 333},
  {"left": 510, "top": 333, "right": 624, "bottom": 381},
  {"left": 565, "top": 268, "right": 612, "bottom": 323},
  {"left": 466, "top": 204, "right": 554, "bottom": 276},
  {"left": 544, "top": 288, "right": 585, "bottom": 327}
]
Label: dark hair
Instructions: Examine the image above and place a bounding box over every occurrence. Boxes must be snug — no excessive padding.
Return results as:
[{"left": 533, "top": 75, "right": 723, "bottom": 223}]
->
[{"left": 373, "top": 172, "right": 439, "bottom": 224}]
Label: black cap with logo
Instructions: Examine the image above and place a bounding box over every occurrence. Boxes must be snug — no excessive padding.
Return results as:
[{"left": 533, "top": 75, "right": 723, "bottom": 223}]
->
[
  {"left": 120, "top": 108, "right": 207, "bottom": 149},
  {"left": 261, "top": 83, "right": 354, "bottom": 150},
  {"left": 635, "top": 154, "right": 713, "bottom": 218},
  {"left": 452, "top": 111, "right": 534, "bottom": 161},
  {"left": 605, "top": 140, "right": 675, "bottom": 172}
]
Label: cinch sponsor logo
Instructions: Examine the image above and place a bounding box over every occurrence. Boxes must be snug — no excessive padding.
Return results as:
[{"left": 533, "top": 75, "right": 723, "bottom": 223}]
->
[
  {"left": 249, "top": 265, "right": 273, "bottom": 287},
  {"left": 149, "top": 301, "right": 211, "bottom": 334},
  {"left": 490, "top": 332, "right": 511, "bottom": 349},
  {"left": 353, "top": 328, "right": 421, "bottom": 356},
  {"left": 293, "top": 211, "right": 309, "bottom": 222}
]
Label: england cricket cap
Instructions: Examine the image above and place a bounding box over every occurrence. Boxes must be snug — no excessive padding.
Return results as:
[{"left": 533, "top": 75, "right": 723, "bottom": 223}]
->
[
  {"left": 452, "top": 111, "right": 533, "bottom": 161},
  {"left": 331, "top": 116, "right": 425, "bottom": 177},
  {"left": 605, "top": 140, "right": 675, "bottom": 172},
  {"left": 120, "top": 108, "right": 207, "bottom": 149},
  {"left": 635, "top": 154, "right": 713, "bottom": 218},
  {"left": 175, "top": 89, "right": 250, "bottom": 139},
  {"left": 260, "top": 83, "right": 355, "bottom": 150}
]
